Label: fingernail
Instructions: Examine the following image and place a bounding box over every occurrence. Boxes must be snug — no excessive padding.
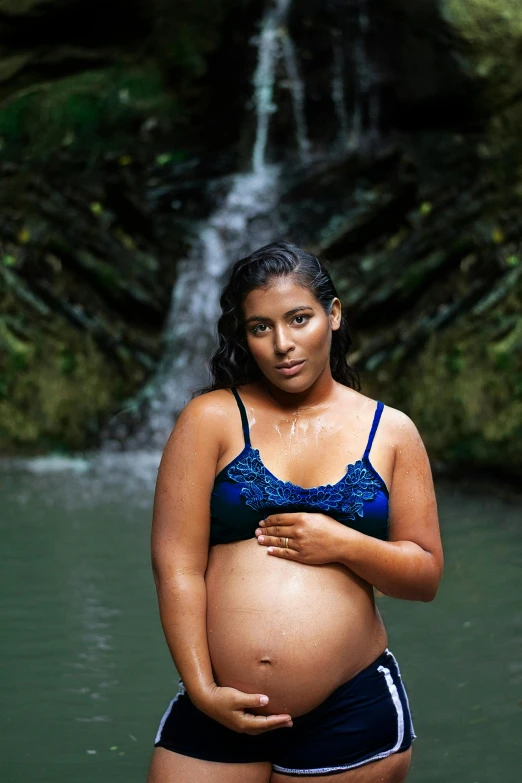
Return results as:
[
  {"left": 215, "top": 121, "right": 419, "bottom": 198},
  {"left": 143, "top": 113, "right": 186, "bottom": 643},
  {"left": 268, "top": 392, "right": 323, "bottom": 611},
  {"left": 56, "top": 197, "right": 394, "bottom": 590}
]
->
[
  {"left": 260, "top": 520, "right": 265, "bottom": 527},
  {"left": 255, "top": 528, "right": 261, "bottom": 536},
  {"left": 267, "top": 547, "right": 274, "bottom": 553},
  {"left": 284, "top": 722, "right": 293, "bottom": 728},
  {"left": 259, "top": 695, "right": 268, "bottom": 705},
  {"left": 258, "top": 536, "right": 264, "bottom": 542}
]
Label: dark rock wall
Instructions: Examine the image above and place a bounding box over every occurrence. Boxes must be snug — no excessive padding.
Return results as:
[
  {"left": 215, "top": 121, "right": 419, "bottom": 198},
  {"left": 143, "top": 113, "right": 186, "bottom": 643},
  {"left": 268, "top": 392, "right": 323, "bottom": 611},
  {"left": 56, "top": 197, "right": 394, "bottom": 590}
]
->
[{"left": 0, "top": 0, "right": 521, "bottom": 477}]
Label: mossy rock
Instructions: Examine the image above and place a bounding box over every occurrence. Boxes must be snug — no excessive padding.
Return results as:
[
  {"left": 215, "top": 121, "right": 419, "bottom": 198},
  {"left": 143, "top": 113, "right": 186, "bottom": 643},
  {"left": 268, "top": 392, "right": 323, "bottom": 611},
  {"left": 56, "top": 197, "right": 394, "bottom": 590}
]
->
[
  {"left": 363, "top": 286, "right": 522, "bottom": 477},
  {"left": 0, "top": 280, "right": 146, "bottom": 452},
  {"left": 0, "top": 63, "right": 177, "bottom": 159},
  {"left": 441, "top": 0, "right": 522, "bottom": 112}
]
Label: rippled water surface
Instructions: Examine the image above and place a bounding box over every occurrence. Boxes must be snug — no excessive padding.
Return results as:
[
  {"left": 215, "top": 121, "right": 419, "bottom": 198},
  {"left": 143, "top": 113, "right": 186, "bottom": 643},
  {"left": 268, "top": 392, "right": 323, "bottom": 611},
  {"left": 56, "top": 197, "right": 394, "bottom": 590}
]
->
[{"left": 1, "top": 455, "right": 521, "bottom": 782}]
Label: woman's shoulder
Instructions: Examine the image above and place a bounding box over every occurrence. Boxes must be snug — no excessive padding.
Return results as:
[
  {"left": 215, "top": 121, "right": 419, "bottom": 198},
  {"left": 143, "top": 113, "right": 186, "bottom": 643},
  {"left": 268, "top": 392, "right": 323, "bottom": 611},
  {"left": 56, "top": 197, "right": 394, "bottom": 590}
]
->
[
  {"left": 162, "top": 389, "right": 236, "bottom": 460},
  {"left": 381, "top": 404, "right": 426, "bottom": 457},
  {"left": 178, "top": 388, "right": 236, "bottom": 423},
  {"left": 343, "top": 386, "right": 421, "bottom": 443}
]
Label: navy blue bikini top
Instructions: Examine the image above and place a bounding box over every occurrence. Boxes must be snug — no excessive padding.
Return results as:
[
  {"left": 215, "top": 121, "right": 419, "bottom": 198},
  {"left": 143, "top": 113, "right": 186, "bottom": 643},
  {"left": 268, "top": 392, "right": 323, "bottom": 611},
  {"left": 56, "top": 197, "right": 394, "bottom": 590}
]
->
[{"left": 209, "top": 387, "right": 390, "bottom": 547}]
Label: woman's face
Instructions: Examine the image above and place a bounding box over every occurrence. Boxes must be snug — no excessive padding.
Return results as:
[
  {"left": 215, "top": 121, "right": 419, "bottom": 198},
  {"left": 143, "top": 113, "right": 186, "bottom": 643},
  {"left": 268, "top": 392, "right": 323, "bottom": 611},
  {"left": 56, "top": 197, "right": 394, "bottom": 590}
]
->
[{"left": 242, "top": 276, "right": 341, "bottom": 390}]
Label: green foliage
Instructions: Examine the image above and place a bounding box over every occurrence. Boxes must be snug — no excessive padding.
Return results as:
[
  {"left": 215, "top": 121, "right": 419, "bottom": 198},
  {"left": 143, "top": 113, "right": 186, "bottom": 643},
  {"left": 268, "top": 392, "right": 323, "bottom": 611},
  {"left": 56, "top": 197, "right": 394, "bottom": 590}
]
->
[
  {"left": 442, "top": 0, "right": 522, "bottom": 90},
  {"left": 58, "top": 349, "right": 77, "bottom": 376},
  {"left": 0, "top": 65, "right": 177, "bottom": 160},
  {"left": 366, "top": 296, "right": 522, "bottom": 475},
  {"left": 0, "top": 280, "right": 145, "bottom": 452}
]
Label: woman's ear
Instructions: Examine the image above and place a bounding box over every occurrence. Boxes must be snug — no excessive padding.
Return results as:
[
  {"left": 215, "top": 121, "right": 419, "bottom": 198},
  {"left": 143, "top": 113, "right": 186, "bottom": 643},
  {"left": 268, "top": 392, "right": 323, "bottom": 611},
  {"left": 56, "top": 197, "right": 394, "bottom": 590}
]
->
[{"left": 329, "top": 298, "right": 342, "bottom": 331}]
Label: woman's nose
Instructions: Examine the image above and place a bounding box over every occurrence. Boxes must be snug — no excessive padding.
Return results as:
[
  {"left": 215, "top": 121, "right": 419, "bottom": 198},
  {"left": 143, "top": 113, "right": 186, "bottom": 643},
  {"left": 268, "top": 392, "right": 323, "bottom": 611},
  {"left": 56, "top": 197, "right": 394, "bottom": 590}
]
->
[{"left": 273, "top": 326, "right": 295, "bottom": 354}]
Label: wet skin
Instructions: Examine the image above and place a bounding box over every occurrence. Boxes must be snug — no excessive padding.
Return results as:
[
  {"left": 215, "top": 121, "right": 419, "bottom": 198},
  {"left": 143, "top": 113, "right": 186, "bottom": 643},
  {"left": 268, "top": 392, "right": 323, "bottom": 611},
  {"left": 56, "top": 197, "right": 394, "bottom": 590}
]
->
[
  {"left": 205, "top": 280, "right": 391, "bottom": 715},
  {"left": 206, "top": 536, "right": 388, "bottom": 717},
  {"left": 148, "top": 277, "right": 441, "bottom": 781}
]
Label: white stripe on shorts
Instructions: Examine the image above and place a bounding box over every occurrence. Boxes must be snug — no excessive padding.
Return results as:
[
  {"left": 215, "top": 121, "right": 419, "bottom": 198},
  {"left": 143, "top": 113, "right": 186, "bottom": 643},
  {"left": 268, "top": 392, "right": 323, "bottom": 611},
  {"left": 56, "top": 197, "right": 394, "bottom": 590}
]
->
[
  {"left": 154, "top": 679, "right": 186, "bottom": 745},
  {"left": 272, "top": 664, "right": 405, "bottom": 775},
  {"left": 385, "top": 648, "right": 416, "bottom": 739}
]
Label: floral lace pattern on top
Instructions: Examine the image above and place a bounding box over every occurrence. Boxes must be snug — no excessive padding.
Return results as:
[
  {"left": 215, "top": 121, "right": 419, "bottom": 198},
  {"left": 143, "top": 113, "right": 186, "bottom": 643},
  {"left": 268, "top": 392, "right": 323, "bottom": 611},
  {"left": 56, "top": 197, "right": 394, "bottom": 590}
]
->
[{"left": 226, "top": 446, "right": 383, "bottom": 521}]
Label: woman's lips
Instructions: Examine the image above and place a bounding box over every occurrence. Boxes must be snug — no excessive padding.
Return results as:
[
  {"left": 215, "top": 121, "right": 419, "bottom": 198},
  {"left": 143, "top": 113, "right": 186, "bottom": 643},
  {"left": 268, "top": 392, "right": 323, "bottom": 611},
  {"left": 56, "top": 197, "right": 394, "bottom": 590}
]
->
[{"left": 274, "top": 360, "right": 306, "bottom": 376}]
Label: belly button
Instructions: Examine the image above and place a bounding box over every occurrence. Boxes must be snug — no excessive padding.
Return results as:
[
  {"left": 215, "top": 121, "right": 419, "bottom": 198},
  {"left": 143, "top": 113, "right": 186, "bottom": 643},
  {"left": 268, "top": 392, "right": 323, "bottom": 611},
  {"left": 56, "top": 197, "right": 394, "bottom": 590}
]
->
[{"left": 260, "top": 657, "right": 272, "bottom": 665}]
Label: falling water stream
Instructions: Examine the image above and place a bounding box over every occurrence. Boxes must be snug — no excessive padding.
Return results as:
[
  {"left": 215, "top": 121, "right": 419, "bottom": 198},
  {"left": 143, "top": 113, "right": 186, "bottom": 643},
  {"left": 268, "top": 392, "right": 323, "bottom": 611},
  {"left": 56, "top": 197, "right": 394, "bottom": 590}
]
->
[
  {"left": 114, "top": 0, "right": 309, "bottom": 449},
  {"left": 111, "top": 0, "right": 382, "bottom": 448}
]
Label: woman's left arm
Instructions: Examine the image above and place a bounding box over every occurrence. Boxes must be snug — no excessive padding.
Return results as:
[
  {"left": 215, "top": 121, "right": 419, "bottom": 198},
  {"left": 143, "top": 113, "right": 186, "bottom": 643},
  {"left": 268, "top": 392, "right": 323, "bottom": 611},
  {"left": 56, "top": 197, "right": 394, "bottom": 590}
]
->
[{"left": 256, "top": 410, "right": 444, "bottom": 602}]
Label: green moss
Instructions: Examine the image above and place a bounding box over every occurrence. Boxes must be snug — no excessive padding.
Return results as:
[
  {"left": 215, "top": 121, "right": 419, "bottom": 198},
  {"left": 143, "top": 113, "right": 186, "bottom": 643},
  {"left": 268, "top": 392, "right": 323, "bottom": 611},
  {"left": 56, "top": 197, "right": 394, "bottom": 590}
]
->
[
  {"left": 58, "top": 348, "right": 77, "bottom": 376},
  {"left": 446, "top": 346, "right": 464, "bottom": 376},
  {"left": 441, "top": 0, "right": 522, "bottom": 161},
  {"left": 0, "top": 330, "right": 115, "bottom": 450},
  {"left": 0, "top": 286, "right": 145, "bottom": 452},
  {"left": 0, "top": 64, "right": 177, "bottom": 159},
  {"left": 442, "top": 0, "right": 522, "bottom": 88},
  {"left": 365, "top": 301, "right": 522, "bottom": 474},
  {"left": 0, "top": 92, "right": 33, "bottom": 143}
]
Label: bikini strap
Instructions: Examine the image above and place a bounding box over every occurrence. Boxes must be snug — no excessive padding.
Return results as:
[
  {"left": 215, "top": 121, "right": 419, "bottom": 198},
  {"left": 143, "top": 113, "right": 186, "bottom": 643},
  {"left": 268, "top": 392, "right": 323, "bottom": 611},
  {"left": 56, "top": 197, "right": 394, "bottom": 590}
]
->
[
  {"left": 363, "top": 401, "right": 384, "bottom": 460},
  {"left": 231, "top": 387, "right": 251, "bottom": 446}
]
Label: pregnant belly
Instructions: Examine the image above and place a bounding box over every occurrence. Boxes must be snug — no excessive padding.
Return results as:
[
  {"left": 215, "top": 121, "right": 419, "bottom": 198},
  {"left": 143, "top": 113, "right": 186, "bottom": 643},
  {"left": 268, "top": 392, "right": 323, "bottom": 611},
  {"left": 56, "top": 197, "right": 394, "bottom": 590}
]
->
[{"left": 206, "top": 538, "right": 387, "bottom": 717}]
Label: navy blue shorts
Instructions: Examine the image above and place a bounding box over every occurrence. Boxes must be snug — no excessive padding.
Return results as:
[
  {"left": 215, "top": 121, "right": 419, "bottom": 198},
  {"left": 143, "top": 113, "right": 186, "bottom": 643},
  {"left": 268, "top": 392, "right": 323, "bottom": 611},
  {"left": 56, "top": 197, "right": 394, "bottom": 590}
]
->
[{"left": 154, "top": 648, "right": 416, "bottom": 776}]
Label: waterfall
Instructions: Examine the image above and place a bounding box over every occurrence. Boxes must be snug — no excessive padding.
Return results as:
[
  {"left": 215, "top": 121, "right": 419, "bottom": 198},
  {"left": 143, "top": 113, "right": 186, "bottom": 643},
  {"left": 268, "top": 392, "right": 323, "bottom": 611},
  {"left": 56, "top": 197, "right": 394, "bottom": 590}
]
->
[
  {"left": 348, "top": 0, "right": 380, "bottom": 150},
  {"left": 252, "top": 0, "right": 310, "bottom": 171},
  {"left": 106, "top": 0, "right": 382, "bottom": 450},
  {"left": 280, "top": 32, "right": 312, "bottom": 163},
  {"left": 133, "top": 167, "right": 281, "bottom": 449},
  {"left": 331, "top": 28, "right": 350, "bottom": 152},
  {"left": 251, "top": 1, "right": 286, "bottom": 173},
  {"left": 111, "top": 0, "right": 306, "bottom": 449}
]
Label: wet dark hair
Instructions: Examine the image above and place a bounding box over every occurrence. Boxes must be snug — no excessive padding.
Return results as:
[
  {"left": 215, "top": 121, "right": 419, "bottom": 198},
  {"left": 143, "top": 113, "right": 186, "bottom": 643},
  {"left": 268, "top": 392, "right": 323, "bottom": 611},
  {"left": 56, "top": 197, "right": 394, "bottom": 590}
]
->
[{"left": 193, "top": 240, "right": 360, "bottom": 395}]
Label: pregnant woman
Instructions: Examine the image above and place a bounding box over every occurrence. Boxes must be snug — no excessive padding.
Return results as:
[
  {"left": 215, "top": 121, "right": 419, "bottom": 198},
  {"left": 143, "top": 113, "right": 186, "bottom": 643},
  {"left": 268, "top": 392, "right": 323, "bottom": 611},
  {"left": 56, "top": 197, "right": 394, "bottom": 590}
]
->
[{"left": 148, "top": 241, "right": 443, "bottom": 782}]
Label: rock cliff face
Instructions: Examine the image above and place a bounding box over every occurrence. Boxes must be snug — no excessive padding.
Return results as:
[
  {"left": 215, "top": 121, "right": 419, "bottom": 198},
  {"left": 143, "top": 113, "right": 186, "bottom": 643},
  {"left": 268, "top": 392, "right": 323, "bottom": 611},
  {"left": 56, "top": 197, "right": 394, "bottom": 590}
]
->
[
  {"left": 442, "top": 0, "right": 522, "bottom": 102},
  {"left": 294, "top": 141, "right": 522, "bottom": 479},
  {"left": 0, "top": 0, "right": 521, "bottom": 477},
  {"left": 0, "top": 0, "right": 252, "bottom": 451}
]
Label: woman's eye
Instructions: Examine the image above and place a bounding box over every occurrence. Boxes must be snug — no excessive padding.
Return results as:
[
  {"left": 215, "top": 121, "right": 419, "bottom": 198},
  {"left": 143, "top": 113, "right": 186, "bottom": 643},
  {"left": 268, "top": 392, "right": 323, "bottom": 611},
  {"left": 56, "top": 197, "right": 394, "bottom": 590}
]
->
[{"left": 251, "top": 315, "right": 309, "bottom": 335}]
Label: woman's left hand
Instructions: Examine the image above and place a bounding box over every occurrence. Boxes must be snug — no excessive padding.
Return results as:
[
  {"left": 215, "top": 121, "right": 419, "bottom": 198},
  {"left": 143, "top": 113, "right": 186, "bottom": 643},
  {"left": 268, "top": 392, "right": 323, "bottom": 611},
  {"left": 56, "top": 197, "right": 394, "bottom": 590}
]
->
[{"left": 255, "top": 512, "right": 348, "bottom": 565}]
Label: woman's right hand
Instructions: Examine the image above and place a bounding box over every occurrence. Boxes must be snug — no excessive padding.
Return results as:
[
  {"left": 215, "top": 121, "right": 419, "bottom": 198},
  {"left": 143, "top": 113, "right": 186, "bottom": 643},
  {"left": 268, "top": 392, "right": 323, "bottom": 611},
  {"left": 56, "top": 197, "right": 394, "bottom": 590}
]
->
[{"left": 194, "top": 684, "right": 293, "bottom": 735}]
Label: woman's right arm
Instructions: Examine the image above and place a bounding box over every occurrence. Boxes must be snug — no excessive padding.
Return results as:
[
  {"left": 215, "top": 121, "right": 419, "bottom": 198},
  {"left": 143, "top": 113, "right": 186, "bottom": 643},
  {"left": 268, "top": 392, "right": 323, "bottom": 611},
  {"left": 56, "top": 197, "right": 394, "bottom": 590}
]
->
[{"left": 151, "top": 394, "right": 293, "bottom": 734}]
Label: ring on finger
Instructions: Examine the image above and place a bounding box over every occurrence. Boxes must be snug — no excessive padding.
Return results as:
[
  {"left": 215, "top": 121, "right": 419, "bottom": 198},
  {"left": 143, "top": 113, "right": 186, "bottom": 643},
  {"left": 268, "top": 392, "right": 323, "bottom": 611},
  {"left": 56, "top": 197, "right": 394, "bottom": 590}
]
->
[{"left": 284, "top": 537, "right": 289, "bottom": 549}]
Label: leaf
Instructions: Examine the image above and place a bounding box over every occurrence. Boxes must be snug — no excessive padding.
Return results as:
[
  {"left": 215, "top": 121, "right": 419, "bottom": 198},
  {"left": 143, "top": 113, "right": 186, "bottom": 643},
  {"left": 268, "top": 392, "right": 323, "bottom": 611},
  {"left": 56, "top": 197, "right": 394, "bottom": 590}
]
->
[
  {"left": 491, "top": 227, "right": 505, "bottom": 244},
  {"left": 18, "top": 227, "right": 31, "bottom": 244},
  {"left": 156, "top": 152, "right": 173, "bottom": 166}
]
